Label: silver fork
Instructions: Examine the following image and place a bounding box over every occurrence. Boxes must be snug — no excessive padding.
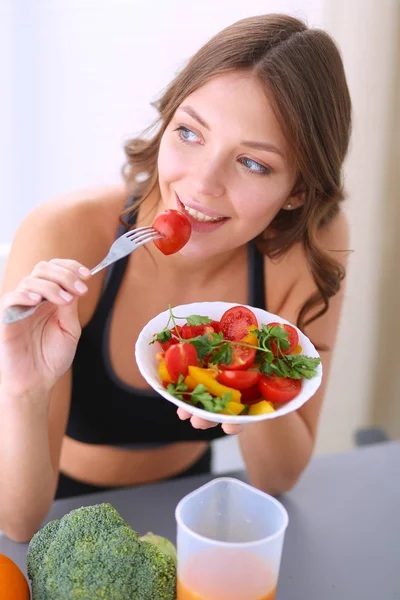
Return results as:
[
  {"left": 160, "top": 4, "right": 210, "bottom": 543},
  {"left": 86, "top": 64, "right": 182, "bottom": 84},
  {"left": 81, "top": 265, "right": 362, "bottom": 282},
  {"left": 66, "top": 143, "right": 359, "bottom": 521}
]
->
[{"left": 2, "top": 226, "right": 163, "bottom": 325}]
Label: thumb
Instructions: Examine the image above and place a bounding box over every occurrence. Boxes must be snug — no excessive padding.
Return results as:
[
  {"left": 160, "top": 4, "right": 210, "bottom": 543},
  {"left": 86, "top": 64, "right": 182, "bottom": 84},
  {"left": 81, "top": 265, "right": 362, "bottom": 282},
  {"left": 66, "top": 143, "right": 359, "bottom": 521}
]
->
[{"left": 56, "top": 298, "right": 82, "bottom": 342}]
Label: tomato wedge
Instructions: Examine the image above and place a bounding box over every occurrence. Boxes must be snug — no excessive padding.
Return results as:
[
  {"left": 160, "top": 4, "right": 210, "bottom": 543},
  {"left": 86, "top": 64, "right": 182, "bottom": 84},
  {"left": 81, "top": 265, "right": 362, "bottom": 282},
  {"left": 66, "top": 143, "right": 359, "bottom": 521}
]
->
[
  {"left": 158, "top": 337, "right": 179, "bottom": 352},
  {"left": 219, "top": 306, "right": 258, "bottom": 341},
  {"left": 240, "top": 385, "right": 263, "bottom": 405},
  {"left": 268, "top": 322, "right": 299, "bottom": 356},
  {"left": 164, "top": 342, "right": 198, "bottom": 382},
  {"left": 152, "top": 209, "right": 191, "bottom": 255},
  {"left": 258, "top": 374, "right": 301, "bottom": 403},
  {"left": 179, "top": 323, "right": 216, "bottom": 339},
  {"left": 218, "top": 345, "right": 256, "bottom": 371},
  {"left": 217, "top": 370, "right": 261, "bottom": 390}
]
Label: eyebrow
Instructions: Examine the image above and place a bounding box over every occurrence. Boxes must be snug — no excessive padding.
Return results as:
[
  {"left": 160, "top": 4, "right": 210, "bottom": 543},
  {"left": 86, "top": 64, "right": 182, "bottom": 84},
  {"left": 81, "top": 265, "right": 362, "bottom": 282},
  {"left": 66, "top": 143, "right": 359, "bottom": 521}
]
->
[{"left": 179, "top": 105, "right": 284, "bottom": 158}]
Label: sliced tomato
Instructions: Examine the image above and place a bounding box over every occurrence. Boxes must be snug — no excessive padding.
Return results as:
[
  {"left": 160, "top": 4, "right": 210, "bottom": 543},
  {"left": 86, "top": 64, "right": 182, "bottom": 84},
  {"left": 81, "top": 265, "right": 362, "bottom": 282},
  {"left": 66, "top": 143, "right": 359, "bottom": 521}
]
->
[
  {"left": 158, "top": 337, "right": 180, "bottom": 352},
  {"left": 219, "top": 345, "right": 256, "bottom": 371},
  {"left": 268, "top": 322, "right": 299, "bottom": 356},
  {"left": 258, "top": 374, "right": 302, "bottom": 403},
  {"left": 152, "top": 209, "right": 191, "bottom": 255},
  {"left": 209, "top": 320, "right": 220, "bottom": 334},
  {"left": 179, "top": 323, "right": 215, "bottom": 339},
  {"left": 219, "top": 306, "right": 258, "bottom": 341},
  {"left": 240, "top": 385, "right": 263, "bottom": 405},
  {"left": 164, "top": 342, "right": 198, "bottom": 382},
  {"left": 217, "top": 370, "right": 261, "bottom": 390}
]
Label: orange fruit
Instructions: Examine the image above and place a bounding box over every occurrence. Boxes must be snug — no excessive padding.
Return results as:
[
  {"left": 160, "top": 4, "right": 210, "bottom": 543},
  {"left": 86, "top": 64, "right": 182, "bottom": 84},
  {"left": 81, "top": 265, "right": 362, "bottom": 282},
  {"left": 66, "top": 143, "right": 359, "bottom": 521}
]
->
[{"left": 0, "top": 553, "right": 30, "bottom": 599}]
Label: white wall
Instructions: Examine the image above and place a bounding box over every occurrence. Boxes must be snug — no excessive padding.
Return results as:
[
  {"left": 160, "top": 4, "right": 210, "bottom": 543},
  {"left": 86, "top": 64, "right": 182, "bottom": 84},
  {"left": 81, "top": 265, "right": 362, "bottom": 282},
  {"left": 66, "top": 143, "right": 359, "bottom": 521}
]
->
[{"left": 1, "top": 0, "right": 323, "bottom": 242}]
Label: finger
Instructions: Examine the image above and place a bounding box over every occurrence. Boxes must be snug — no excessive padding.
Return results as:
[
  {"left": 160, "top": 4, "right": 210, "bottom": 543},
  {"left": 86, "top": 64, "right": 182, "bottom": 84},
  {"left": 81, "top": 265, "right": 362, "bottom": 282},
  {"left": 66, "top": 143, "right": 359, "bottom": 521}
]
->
[
  {"left": 222, "top": 423, "right": 244, "bottom": 435},
  {"left": 190, "top": 415, "right": 219, "bottom": 430},
  {"left": 47, "top": 258, "right": 92, "bottom": 279},
  {"left": 17, "top": 277, "right": 78, "bottom": 305},
  {"left": 1, "top": 289, "right": 44, "bottom": 312},
  {"left": 31, "top": 261, "right": 90, "bottom": 297},
  {"left": 177, "top": 408, "right": 191, "bottom": 420}
]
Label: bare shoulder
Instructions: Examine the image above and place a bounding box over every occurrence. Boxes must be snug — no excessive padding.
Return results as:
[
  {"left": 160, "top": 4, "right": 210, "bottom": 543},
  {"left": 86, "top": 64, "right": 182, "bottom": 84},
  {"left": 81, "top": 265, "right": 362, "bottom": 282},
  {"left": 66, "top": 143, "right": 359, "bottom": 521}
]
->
[
  {"left": 6, "top": 184, "right": 129, "bottom": 275},
  {"left": 2, "top": 184, "right": 130, "bottom": 324},
  {"left": 266, "top": 210, "right": 350, "bottom": 318}
]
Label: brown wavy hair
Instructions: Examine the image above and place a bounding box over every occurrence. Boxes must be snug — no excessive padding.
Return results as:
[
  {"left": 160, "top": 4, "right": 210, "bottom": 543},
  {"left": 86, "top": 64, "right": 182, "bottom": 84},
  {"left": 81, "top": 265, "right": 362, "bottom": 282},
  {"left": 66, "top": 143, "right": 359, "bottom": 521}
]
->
[{"left": 121, "top": 14, "right": 352, "bottom": 332}]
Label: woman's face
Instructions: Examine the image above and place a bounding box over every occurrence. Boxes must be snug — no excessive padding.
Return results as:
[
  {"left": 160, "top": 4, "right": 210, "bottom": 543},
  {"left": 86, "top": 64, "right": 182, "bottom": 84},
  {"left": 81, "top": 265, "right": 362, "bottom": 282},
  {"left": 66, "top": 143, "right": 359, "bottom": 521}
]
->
[{"left": 157, "top": 71, "right": 297, "bottom": 258}]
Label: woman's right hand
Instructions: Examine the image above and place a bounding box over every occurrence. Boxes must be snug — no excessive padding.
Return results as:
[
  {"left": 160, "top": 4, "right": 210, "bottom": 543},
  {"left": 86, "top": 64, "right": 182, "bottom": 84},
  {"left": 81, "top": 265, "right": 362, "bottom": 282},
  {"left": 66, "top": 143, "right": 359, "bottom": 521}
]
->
[{"left": 0, "top": 259, "right": 92, "bottom": 396}]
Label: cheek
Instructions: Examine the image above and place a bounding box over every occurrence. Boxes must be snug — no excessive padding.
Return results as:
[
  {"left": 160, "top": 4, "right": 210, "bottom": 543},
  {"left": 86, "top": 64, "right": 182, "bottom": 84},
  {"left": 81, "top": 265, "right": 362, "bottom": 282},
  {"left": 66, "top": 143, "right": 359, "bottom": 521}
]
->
[
  {"left": 232, "top": 184, "right": 286, "bottom": 226},
  {"left": 158, "top": 137, "right": 187, "bottom": 184}
]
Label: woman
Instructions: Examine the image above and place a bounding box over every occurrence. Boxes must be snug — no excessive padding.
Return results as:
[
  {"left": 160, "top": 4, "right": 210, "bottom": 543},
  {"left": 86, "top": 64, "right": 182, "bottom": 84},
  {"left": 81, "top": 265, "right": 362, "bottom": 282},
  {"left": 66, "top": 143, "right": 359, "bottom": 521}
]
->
[{"left": 0, "top": 14, "right": 351, "bottom": 542}]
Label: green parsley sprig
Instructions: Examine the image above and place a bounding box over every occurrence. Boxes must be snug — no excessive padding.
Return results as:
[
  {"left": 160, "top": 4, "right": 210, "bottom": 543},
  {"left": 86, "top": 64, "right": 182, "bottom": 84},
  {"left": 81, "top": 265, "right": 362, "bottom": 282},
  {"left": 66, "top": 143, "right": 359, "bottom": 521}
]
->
[
  {"left": 166, "top": 375, "right": 232, "bottom": 413},
  {"left": 150, "top": 305, "right": 212, "bottom": 345}
]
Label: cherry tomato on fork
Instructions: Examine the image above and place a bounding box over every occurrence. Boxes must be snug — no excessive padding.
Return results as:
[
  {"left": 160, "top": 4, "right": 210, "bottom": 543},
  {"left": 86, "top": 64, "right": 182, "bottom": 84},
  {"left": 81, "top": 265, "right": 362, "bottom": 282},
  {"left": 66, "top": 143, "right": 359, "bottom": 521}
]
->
[{"left": 152, "top": 210, "right": 192, "bottom": 255}]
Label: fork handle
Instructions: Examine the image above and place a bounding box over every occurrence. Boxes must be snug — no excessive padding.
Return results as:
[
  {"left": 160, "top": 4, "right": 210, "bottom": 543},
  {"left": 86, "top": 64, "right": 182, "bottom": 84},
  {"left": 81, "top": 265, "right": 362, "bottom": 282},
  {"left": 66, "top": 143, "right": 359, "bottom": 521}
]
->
[{"left": 2, "top": 301, "right": 48, "bottom": 324}]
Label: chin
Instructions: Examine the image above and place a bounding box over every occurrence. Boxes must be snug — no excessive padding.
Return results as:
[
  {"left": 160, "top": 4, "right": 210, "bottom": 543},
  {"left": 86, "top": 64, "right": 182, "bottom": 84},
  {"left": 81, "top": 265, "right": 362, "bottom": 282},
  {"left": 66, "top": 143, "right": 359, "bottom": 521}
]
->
[{"left": 177, "top": 239, "right": 220, "bottom": 259}]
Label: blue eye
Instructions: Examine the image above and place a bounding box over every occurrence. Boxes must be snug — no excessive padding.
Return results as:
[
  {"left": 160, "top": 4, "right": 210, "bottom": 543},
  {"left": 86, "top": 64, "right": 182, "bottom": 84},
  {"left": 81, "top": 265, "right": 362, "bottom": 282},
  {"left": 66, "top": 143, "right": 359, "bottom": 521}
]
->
[
  {"left": 174, "top": 126, "right": 200, "bottom": 143},
  {"left": 240, "top": 157, "right": 270, "bottom": 175}
]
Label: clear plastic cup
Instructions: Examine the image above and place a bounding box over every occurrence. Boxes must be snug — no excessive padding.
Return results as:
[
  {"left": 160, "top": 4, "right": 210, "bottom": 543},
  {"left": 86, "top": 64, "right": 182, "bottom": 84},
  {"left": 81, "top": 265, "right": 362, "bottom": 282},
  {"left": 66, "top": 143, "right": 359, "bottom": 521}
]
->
[{"left": 175, "top": 477, "right": 288, "bottom": 600}]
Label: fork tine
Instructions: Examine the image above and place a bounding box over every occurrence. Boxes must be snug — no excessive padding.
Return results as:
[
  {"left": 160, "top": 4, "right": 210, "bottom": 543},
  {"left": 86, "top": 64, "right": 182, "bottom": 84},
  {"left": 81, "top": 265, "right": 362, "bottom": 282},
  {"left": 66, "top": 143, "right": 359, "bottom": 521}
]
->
[
  {"left": 125, "top": 226, "right": 155, "bottom": 239},
  {"left": 133, "top": 231, "right": 164, "bottom": 246},
  {"left": 130, "top": 229, "right": 164, "bottom": 244}
]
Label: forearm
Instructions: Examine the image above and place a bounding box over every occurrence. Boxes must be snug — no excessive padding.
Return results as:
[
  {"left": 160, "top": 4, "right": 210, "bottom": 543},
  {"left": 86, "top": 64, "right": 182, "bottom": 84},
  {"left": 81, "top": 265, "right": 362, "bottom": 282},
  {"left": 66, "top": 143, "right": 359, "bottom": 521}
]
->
[
  {"left": 0, "top": 388, "right": 56, "bottom": 542},
  {"left": 238, "top": 410, "right": 314, "bottom": 495}
]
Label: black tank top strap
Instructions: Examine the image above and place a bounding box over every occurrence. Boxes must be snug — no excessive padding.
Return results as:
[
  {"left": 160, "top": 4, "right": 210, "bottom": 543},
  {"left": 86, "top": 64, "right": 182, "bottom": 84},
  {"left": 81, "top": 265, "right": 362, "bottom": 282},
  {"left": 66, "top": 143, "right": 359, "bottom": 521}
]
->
[
  {"left": 247, "top": 238, "right": 266, "bottom": 310},
  {"left": 87, "top": 197, "right": 138, "bottom": 328}
]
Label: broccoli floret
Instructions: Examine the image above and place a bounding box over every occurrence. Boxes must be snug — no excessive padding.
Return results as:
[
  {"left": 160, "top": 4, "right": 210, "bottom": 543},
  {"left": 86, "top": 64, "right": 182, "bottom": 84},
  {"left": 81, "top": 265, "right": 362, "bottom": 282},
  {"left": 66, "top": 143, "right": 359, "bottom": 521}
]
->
[
  {"left": 139, "top": 532, "right": 177, "bottom": 565},
  {"left": 26, "top": 503, "right": 176, "bottom": 599}
]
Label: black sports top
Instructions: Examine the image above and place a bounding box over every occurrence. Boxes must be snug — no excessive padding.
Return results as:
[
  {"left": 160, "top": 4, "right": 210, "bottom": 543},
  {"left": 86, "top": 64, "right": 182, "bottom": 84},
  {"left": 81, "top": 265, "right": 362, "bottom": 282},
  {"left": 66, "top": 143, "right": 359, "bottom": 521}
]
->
[{"left": 67, "top": 200, "right": 266, "bottom": 446}]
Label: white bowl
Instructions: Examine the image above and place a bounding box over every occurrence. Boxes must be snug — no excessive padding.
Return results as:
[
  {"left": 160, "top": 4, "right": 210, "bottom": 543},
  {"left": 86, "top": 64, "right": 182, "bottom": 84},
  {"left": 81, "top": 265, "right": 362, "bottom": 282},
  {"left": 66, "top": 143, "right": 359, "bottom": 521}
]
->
[{"left": 135, "top": 302, "right": 323, "bottom": 424}]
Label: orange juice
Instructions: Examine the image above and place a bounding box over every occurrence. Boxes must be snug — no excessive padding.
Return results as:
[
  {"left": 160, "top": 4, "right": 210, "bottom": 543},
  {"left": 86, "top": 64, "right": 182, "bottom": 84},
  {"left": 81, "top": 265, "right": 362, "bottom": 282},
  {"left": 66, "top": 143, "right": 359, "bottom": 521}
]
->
[{"left": 177, "top": 547, "right": 277, "bottom": 600}]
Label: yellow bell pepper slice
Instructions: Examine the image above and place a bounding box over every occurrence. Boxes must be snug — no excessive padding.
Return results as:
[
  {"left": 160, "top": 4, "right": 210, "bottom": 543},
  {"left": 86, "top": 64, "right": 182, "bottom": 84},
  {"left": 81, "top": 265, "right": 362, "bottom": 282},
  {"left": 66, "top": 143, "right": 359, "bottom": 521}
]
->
[
  {"left": 188, "top": 366, "right": 241, "bottom": 404},
  {"left": 221, "top": 401, "right": 245, "bottom": 415},
  {"left": 293, "top": 344, "right": 303, "bottom": 355},
  {"left": 248, "top": 400, "right": 275, "bottom": 416},
  {"left": 241, "top": 324, "right": 258, "bottom": 347},
  {"left": 158, "top": 360, "right": 173, "bottom": 384},
  {"left": 184, "top": 375, "right": 198, "bottom": 390}
]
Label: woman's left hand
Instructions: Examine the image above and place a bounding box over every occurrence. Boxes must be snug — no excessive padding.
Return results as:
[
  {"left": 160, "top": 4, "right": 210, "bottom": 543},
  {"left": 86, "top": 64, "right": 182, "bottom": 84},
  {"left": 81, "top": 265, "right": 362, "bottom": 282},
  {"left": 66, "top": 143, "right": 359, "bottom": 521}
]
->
[{"left": 177, "top": 408, "right": 244, "bottom": 435}]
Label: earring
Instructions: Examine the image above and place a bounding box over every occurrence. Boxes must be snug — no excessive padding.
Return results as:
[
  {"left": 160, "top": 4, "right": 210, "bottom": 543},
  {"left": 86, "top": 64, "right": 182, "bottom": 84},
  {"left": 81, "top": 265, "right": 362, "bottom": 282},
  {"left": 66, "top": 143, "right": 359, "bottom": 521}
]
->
[{"left": 286, "top": 202, "right": 292, "bottom": 209}]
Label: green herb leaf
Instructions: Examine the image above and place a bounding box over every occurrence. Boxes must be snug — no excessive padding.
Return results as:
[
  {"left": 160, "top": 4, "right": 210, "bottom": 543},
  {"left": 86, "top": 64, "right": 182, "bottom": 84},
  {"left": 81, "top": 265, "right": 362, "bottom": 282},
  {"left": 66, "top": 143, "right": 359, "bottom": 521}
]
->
[
  {"left": 191, "top": 388, "right": 231, "bottom": 413},
  {"left": 185, "top": 314, "right": 213, "bottom": 326},
  {"left": 259, "top": 354, "right": 320, "bottom": 379},
  {"left": 150, "top": 329, "right": 172, "bottom": 345}
]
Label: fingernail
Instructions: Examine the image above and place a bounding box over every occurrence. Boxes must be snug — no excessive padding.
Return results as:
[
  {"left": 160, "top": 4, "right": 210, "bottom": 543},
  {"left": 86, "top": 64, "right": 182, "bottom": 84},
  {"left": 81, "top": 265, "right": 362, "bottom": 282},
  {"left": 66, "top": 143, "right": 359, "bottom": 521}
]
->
[
  {"left": 78, "top": 266, "right": 91, "bottom": 277},
  {"left": 74, "top": 280, "right": 88, "bottom": 293},
  {"left": 60, "top": 290, "right": 73, "bottom": 301},
  {"left": 28, "top": 292, "right": 41, "bottom": 300}
]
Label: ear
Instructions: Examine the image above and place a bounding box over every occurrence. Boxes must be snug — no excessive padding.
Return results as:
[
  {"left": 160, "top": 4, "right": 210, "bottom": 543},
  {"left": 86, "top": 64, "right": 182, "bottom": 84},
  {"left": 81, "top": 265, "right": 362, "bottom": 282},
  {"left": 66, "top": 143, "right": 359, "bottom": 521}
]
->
[{"left": 282, "top": 187, "right": 306, "bottom": 211}]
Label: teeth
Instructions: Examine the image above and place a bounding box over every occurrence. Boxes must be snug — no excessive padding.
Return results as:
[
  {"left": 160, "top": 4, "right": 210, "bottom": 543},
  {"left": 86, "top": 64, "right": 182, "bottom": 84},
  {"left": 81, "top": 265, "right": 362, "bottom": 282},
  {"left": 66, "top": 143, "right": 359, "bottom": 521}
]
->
[{"left": 182, "top": 203, "right": 225, "bottom": 222}]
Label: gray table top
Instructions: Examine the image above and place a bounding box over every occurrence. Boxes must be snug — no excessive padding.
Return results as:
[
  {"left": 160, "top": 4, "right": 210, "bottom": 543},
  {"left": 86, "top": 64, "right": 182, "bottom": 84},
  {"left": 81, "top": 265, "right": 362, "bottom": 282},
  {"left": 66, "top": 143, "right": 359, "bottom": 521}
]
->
[{"left": 1, "top": 441, "right": 399, "bottom": 599}]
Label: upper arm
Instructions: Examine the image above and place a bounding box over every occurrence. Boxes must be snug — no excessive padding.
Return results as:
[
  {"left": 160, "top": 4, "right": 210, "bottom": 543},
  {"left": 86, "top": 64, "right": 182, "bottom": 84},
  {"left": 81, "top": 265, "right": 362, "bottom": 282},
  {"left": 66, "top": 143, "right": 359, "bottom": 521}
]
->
[{"left": 268, "top": 211, "right": 350, "bottom": 440}]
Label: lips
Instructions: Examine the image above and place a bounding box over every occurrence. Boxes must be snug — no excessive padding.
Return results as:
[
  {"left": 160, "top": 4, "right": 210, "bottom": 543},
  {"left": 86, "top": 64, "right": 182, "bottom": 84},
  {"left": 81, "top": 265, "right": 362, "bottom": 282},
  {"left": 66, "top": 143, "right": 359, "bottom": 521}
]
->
[
  {"left": 175, "top": 193, "right": 229, "bottom": 234},
  {"left": 176, "top": 194, "right": 228, "bottom": 220}
]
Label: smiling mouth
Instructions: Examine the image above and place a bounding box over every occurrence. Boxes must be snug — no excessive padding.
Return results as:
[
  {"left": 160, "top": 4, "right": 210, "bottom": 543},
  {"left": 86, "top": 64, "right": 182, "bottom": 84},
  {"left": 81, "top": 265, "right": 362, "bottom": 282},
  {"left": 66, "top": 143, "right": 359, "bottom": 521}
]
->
[{"left": 178, "top": 199, "right": 227, "bottom": 223}]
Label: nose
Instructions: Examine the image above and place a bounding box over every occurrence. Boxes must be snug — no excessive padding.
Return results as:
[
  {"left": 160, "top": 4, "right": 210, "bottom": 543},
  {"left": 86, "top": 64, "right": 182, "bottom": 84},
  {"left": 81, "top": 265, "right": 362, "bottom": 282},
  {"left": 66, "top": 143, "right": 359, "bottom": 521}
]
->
[{"left": 191, "top": 158, "right": 226, "bottom": 198}]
